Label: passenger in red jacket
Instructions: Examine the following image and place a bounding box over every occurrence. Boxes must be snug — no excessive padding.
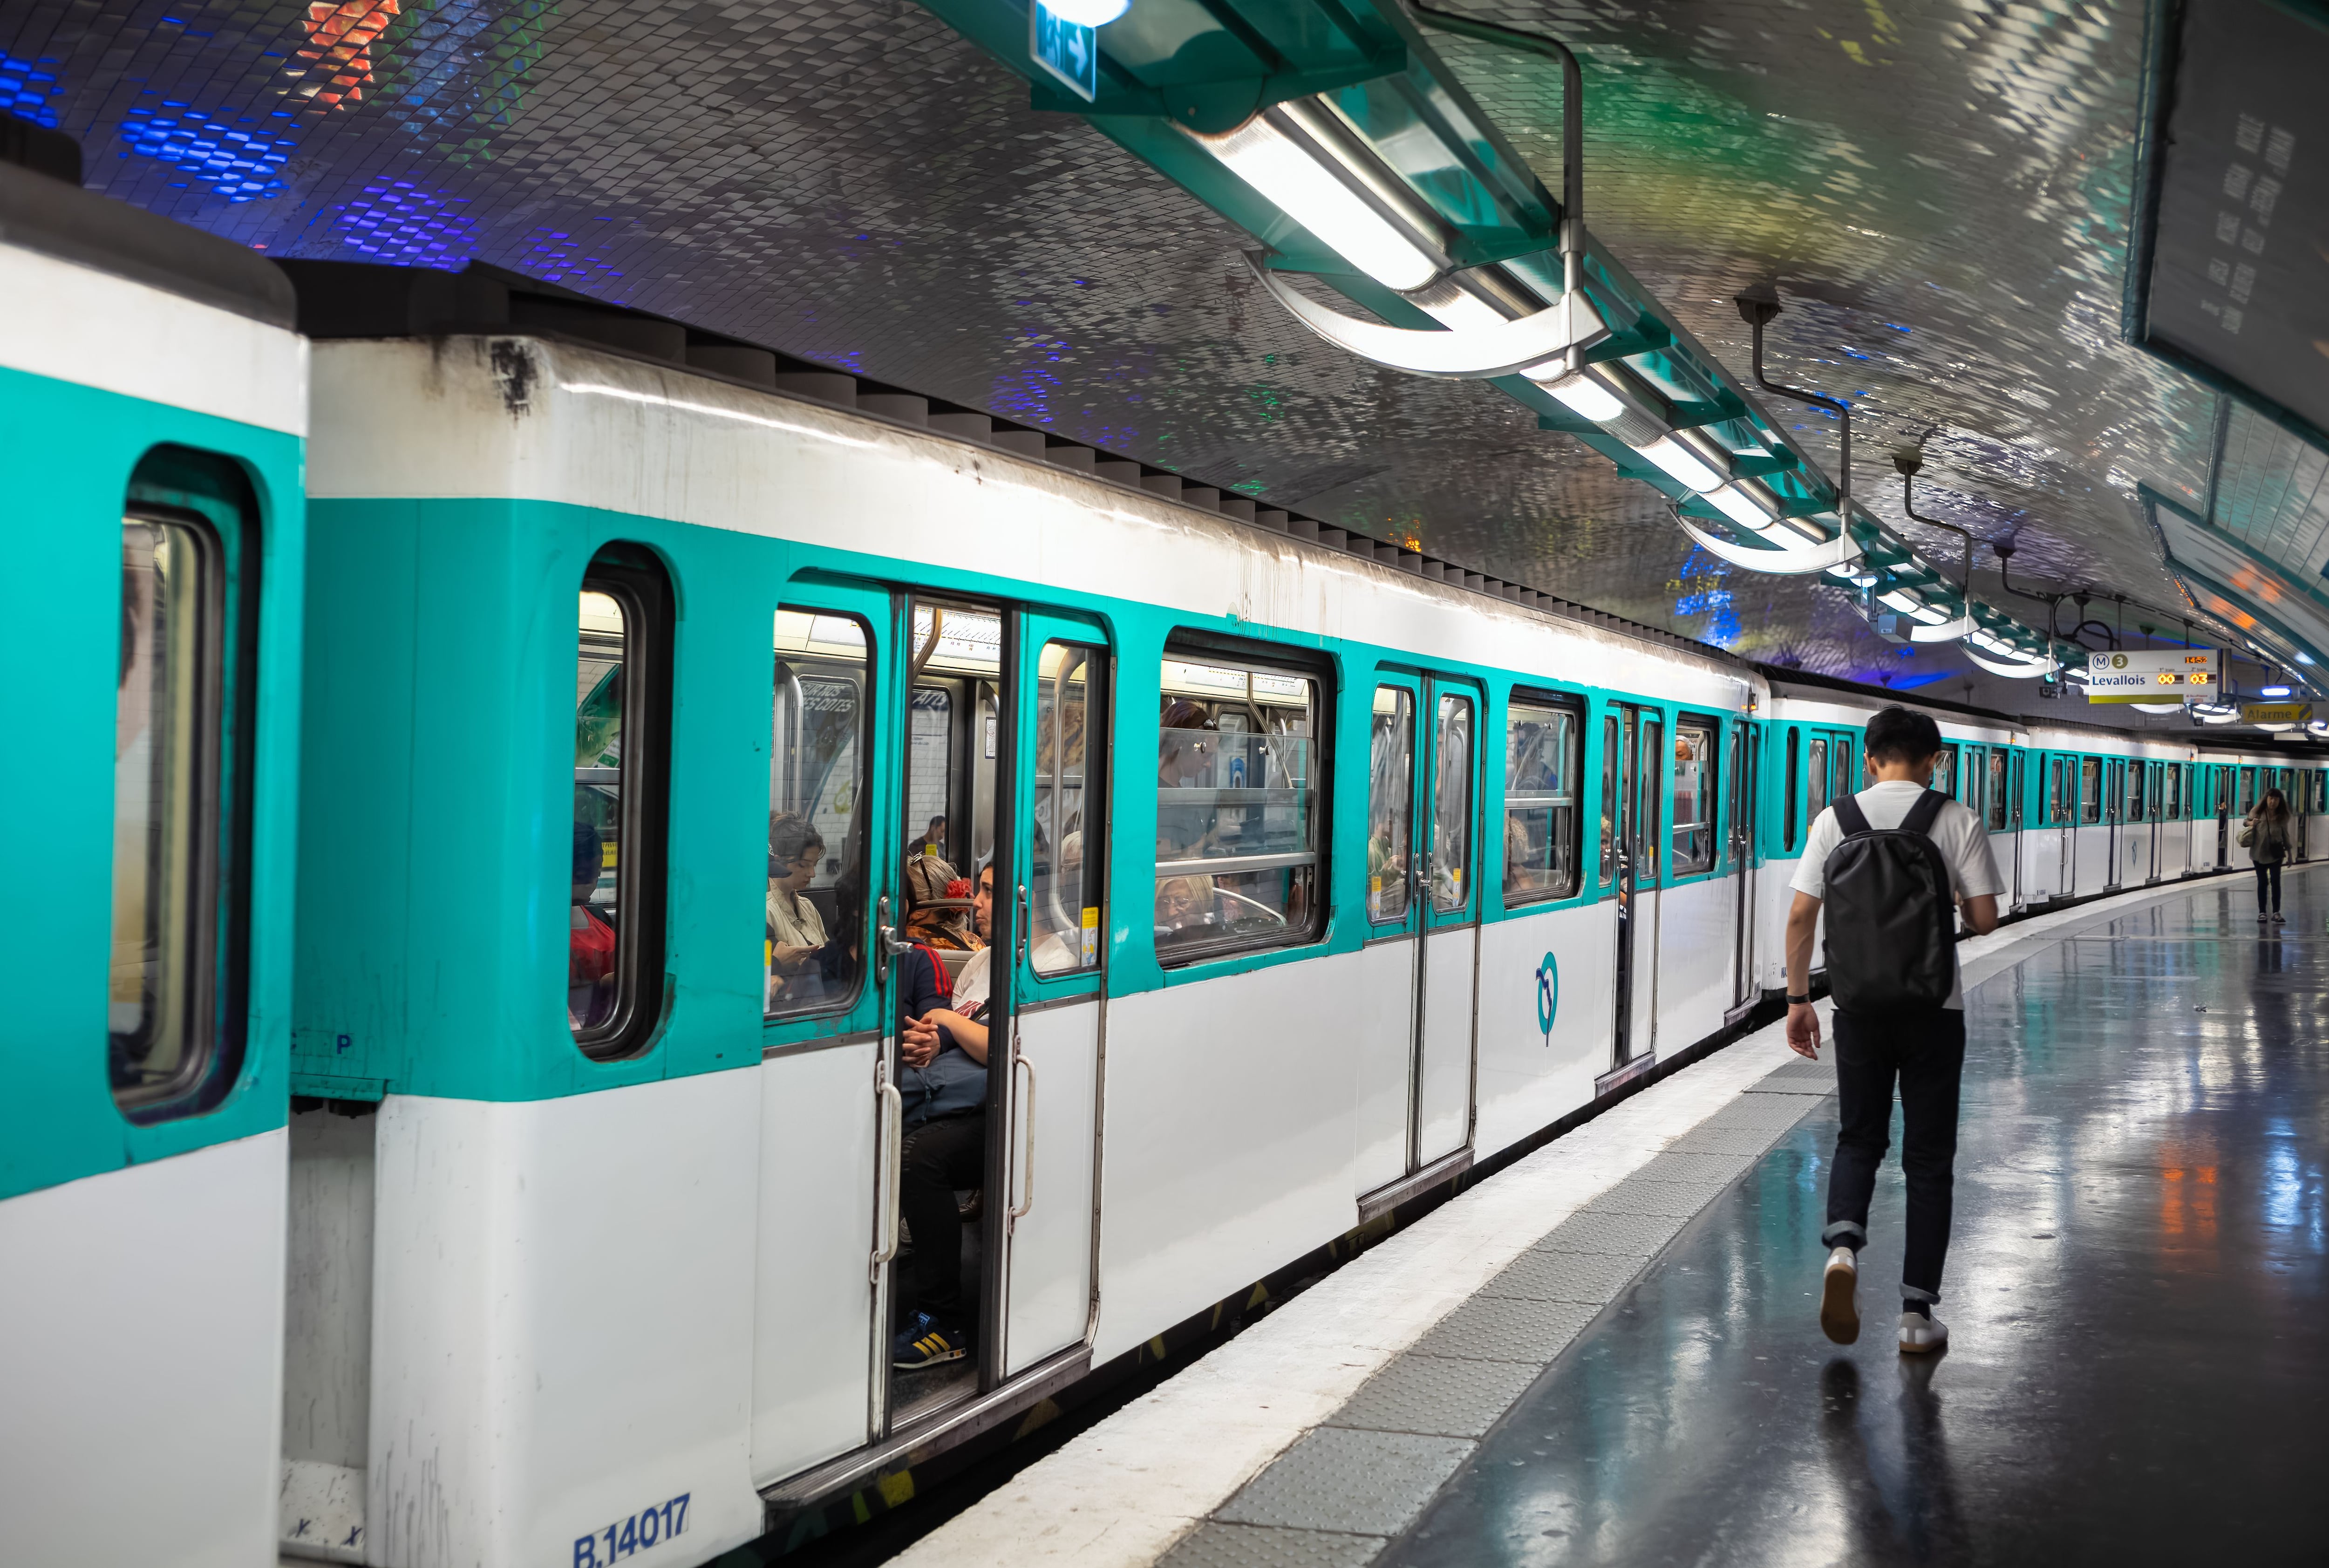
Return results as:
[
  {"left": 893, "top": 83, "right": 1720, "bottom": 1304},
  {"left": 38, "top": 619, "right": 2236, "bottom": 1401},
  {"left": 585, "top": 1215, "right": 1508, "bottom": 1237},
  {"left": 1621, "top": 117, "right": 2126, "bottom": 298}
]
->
[{"left": 569, "top": 819, "right": 617, "bottom": 1032}]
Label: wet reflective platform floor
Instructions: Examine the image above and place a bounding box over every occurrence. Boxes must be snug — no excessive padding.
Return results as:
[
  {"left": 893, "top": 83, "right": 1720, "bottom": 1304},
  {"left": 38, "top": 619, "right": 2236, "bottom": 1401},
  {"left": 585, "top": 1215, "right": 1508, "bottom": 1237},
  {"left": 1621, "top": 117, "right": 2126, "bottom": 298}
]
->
[{"left": 1386, "top": 875, "right": 2329, "bottom": 1567}]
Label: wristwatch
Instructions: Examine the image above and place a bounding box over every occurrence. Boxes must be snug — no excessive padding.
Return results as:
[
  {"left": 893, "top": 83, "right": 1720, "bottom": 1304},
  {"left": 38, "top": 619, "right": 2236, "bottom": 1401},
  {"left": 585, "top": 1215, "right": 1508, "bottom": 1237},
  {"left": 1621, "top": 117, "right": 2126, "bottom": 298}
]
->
[{"left": 1785, "top": 993, "right": 1812, "bottom": 1005}]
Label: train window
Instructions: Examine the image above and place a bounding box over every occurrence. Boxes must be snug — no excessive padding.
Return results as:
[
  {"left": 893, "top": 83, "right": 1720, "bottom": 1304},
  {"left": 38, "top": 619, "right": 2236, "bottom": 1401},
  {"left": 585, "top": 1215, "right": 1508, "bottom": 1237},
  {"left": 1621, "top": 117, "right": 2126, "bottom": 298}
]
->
[
  {"left": 2009, "top": 752, "right": 2025, "bottom": 827},
  {"left": 1032, "top": 641, "right": 1107, "bottom": 975},
  {"left": 113, "top": 505, "right": 236, "bottom": 1113},
  {"left": 1931, "top": 743, "right": 1957, "bottom": 798},
  {"left": 1807, "top": 736, "right": 1830, "bottom": 822},
  {"left": 1670, "top": 719, "right": 1716, "bottom": 876},
  {"left": 1428, "top": 693, "right": 1474, "bottom": 911},
  {"left": 1783, "top": 729, "right": 1799, "bottom": 852},
  {"left": 1835, "top": 736, "right": 1857, "bottom": 800},
  {"left": 766, "top": 610, "right": 872, "bottom": 1017},
  {"left": 2163, "top": 762, "right": 2181, "bottom": 820},
  {"left": 1155, "top": 645, "right": 1325, "bottom": 962},
  {"left": 1505, "top": 695, "right": 1580, "bottom": 903},
  {"left": 1600, "top": 715, "right": 1621, "bottom": 883},
  {"left": 2239, "top": 767, "right": 2256, "bottom": 813},
  {"left": 1987, "top": 751, "right": 2009, "bottom": 831},
  {"left": 1369, "top": 687, "right": 1415, "bottom": 922},
  {"left": 570, "top": 546, "right": 672, "bottom": 1057},
  {"left": 2078, "top": 757, "right": 2102, "bottom": 824},
  {"left": 2125, "top": 760, "right": 2145, "bottom": 823}
]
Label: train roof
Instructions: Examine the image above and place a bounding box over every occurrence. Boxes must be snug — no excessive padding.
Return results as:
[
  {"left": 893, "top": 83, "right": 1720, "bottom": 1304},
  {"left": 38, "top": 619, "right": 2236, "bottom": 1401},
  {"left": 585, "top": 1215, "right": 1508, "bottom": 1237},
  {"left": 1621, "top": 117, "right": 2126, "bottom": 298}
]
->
[
  {"left": 284, "top": 258, "right": 1757, "bottom": 675},
  {"left": 0, "top": 124, "right": 293, "bottom": 328}
]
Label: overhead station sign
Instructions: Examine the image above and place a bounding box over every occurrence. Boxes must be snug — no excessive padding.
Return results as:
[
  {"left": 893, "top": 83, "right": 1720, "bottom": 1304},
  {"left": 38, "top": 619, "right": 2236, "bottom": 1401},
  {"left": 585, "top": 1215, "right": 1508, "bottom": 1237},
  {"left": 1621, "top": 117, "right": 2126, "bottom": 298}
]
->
[
  {"left": 2241, "top": 702, "right": 2313, "bottom": 726},
  {"left": 2084, "top": 648, "right": 2220, "bottom": 704}
]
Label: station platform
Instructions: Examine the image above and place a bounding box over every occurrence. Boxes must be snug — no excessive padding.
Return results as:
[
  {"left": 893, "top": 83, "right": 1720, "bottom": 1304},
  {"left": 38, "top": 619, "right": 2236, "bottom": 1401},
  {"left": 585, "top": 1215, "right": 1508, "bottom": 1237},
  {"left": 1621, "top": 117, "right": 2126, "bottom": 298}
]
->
[{"left": 894, "top": 867, "right": 2329, "bottom": 1567}]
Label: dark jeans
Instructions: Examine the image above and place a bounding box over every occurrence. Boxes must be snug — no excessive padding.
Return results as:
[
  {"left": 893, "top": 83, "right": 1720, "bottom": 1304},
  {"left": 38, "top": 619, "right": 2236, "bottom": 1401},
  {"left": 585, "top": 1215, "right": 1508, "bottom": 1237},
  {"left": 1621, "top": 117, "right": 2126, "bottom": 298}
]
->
[
  {"left": 900, "top": 1110, "right": 984, "bottom": 1321},
  {"left": 2255, "top": 861, "right": 2282, "bottom": 913},
  {"left": 1824, "top": 1008, "right": 1968, "bottom": 1304}
]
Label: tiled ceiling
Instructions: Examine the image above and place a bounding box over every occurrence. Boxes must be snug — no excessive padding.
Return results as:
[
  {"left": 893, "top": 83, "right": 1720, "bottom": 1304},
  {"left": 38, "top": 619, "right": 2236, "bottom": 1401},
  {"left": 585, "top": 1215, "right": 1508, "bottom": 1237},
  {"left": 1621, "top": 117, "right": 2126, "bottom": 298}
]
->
[{"left": 7, "top": 0, "right": 2318, "bottom": 713}]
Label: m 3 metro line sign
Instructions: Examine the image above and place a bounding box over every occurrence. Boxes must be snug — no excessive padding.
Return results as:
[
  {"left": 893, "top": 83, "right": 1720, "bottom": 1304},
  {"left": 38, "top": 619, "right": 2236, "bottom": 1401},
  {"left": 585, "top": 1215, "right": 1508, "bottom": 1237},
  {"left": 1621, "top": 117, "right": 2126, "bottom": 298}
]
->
[{"left": 2085, "top": 648, "right": 2220, "bottom": 703}]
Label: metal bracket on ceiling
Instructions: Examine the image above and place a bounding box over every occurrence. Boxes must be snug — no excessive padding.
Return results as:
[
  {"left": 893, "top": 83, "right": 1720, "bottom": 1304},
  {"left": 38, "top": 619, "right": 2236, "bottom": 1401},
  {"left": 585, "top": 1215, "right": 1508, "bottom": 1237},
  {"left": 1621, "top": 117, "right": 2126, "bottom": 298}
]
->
[
  {"left": 1243, "top": 251, "right": 1606, "bottom": 378},
  {"left": 1736, "top": 286, "right": 1849, "bottom": 520}
]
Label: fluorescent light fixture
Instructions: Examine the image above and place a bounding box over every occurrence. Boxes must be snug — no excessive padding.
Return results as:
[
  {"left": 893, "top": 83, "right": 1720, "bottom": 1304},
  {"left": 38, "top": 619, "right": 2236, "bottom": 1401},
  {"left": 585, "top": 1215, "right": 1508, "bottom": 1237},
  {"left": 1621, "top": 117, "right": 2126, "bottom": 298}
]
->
[
  {"left": 2130, "top": 702, "right": 2187, "bottom": 714},
  {"left": 1042, "top": 0, "right": 1129, "bottom": 21},
  {"left": 2199, "top": 709, "right": 2239, "bottom": 723},
  {"left": 2256, "top": 721, "right": 2295, "bottom": 732},
  {"left": 2297, "top": 652, "right": 2316, "bottom": 665},
  {"left": 2260, "top": 684, "right": 2292, "bottom": 697},
  {"left": 1910, "top": 613, "right": 1977, "bottom": 642},
  {"left": 1706, "top": 483, "right": 1776, "bottom": 530},
  {"left": 1191, "top": 118, "right": 1439, "bottom": 290},
  {"left": 1905, "top": 602, "right": 1952, "bottom": 626},
  {"left": 1877, "top": 589, "right": 1923, "bottom": 615},
  {"left": 1539, "top": 372, "right": 1625, "bottom": 423},
  {"left": 1635, "top": 435, "right": 1724, "bottom": 493},
  {"left": 1961, "top": 645, "right": 2056, "bottom": 678}
]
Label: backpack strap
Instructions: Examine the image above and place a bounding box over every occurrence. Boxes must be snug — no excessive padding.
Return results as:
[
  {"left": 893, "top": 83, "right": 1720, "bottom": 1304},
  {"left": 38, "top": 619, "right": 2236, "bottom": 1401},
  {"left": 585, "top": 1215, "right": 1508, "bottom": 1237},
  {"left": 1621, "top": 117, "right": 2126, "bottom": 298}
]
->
[
  {"left": 1832, "top": 793, "right": 1873, "bottom": 837},
  {"left": 1902, "top": 787, "right": 1949, "bottom": 837}
]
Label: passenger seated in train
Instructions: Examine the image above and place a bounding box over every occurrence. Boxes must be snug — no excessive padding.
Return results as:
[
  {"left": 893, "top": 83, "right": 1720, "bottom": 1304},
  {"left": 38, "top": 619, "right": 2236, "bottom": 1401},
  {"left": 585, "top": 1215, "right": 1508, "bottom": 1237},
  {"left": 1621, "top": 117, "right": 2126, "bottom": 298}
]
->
[
  {"left": 765, "top": 811, "right": 829, "bottom": 1009},
  {"left": 892, "top": 863, "right": 995, "bottom": 1371},
  {"left": 903, "top": 814, "right": 981, "bottom": 950},
  {"left": 568, "top": 819, "right": 617, "bottom": 1031}
]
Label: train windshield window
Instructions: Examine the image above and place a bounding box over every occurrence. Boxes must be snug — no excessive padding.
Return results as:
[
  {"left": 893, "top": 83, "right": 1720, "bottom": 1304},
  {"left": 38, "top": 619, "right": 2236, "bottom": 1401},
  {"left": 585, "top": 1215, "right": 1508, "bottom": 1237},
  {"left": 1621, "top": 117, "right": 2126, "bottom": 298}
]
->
[
  {"left": 1504, "top": 696, "right": 1580, "bottom": 903},
  {"left": 571, "top": 549, "right": 671, "bottom": 1057},
  {"left": 1808, "top": 737, "right": 1830, "bottom": 822},
  {"left": 766, "top": 611, "right": 872, "bottom": 1018},
  {"left": 1429, "top": 693, "right": 1474, "bottom": 912},
  {"left": 2079, "top": 758, "right": 2102, "bottom": 824},
  {"left": 1670, "top": 719, "right": 1716, "bottom": 875},
  {"left": 1600, "top": 715, "right": 1621, "bottom": 881},
  {"left": 112, "top": 514, "right": 227, "bottom": 1111},
  {"left": 1032, "top": 641, "right": 1106, "bottom": 976},
  {"left": 1155, "top": 648, "right": 1324, "bottom": 962},
  {"left": 1369, "top": 686, "right": 1415, "bottom": 923}
]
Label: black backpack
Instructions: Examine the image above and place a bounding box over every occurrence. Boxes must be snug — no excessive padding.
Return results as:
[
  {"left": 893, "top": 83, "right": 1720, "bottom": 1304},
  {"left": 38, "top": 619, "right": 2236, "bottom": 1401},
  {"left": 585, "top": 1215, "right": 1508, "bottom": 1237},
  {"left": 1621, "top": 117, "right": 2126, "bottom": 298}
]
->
[{"left": 1821, "top": 789, "right": 1956, "bottom": 1014}]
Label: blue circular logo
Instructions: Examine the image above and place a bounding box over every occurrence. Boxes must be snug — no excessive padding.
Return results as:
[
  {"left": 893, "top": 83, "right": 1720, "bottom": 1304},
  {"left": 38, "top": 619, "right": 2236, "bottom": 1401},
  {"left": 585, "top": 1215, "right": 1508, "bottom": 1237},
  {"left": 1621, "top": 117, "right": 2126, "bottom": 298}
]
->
[{"left": 1534, "top": 952, "right": 1559, "bottom": 1043}]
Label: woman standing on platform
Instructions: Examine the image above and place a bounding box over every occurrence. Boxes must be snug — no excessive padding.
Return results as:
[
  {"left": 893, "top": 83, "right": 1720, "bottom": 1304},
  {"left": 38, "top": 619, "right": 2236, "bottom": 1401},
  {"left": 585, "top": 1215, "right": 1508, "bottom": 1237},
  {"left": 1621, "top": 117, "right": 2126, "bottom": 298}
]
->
[{"left": 2244, "top": 788, "right": 2293, "bottom": 924}]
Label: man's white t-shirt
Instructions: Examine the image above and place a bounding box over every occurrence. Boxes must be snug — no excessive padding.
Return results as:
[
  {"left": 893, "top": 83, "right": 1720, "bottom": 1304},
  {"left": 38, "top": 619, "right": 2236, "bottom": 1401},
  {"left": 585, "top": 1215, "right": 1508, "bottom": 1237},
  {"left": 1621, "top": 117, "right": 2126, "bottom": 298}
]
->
[{"left": 1789, "top": 781, "right": 2005, "bottom": 1009}]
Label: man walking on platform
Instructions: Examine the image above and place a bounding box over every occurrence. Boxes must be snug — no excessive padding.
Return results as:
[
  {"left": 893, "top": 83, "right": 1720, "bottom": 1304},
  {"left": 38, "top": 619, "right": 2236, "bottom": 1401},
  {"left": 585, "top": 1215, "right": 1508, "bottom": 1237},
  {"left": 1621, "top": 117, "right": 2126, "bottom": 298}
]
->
[{"left": 1784, "top": 706, "right": 2002, "bottom": 1353}]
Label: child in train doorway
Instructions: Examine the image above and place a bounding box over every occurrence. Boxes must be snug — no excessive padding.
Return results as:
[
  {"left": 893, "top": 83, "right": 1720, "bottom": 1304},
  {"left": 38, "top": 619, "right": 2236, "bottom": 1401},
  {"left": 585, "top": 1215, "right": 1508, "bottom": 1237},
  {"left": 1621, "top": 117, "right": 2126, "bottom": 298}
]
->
[
  {"left": 892, "top": 864, "right": 996, "bottom": 1370},
  {"left": 1784, "top": 706, "right": 2002, "bottom": 1355}
]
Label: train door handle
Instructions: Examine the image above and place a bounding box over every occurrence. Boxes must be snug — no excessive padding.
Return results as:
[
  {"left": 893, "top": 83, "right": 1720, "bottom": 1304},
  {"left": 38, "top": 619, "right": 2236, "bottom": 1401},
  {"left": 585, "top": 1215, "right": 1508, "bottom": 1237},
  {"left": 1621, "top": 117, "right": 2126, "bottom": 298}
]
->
[
  {"left": 869, "top": 1079, "right": 903, "bottom": 1279},
  {"left": 1007, "top": 1052, "right": 1038, "bottom": 1222},
  {"left": 875, "top": 893, "right": 912, "bottom": 961}
]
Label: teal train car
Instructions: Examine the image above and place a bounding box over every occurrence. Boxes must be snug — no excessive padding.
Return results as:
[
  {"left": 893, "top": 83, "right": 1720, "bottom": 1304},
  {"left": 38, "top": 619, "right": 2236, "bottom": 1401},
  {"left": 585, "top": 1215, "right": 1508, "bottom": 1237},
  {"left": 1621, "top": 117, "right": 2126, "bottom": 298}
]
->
[{"left": 0, "top": 146, "right": 306, "bottom": 1561}]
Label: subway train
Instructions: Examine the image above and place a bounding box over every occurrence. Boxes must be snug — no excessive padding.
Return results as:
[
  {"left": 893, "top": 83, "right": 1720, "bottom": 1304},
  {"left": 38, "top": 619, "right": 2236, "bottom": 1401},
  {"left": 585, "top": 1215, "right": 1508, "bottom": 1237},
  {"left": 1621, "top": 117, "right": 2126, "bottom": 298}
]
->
[{"left": 7, "top": 151, "right": 2327, "bottom": 1568}]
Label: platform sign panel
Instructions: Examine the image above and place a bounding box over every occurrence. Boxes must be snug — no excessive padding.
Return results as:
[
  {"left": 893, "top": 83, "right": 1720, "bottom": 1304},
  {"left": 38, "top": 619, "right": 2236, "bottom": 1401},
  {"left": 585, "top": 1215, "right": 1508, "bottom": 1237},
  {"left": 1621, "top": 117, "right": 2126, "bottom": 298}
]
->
[
  {"left": 2240, "top": 702, "right": 2312, "bottom": 725},
  {"left": 2085, "top": 648, "right": 2220, "bottom": 704},
  {"left": 1030, "top": 1, "right": 1096, "bottom": 103}
]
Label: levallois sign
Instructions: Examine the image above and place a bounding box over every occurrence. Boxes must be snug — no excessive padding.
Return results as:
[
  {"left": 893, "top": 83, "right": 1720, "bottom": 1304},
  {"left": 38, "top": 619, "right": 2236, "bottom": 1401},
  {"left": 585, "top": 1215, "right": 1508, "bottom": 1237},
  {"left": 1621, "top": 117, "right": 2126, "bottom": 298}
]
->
[{"left": 2085, "top": 648, "right": 2220, "bottom": 704}]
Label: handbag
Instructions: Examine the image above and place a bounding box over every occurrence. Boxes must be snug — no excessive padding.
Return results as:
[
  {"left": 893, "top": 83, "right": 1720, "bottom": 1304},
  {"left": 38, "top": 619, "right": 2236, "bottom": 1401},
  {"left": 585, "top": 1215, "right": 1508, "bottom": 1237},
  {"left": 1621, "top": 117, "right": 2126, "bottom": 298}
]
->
[{"left": 2238, "top": 821, "right": 2256, "bottom": 848}]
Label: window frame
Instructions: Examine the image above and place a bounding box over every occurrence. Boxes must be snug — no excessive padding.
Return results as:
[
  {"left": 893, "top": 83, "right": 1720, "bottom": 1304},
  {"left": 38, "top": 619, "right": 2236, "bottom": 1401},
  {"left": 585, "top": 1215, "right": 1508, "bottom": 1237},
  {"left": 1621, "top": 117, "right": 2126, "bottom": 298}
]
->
[
  {"left": 110, "top": 448, "right": 262, "bottom": 1122},
  {"left": 1668, "top": 713, "right": 1719, "bottom": 878},
  {"left": 2079, "top": 757, "right": 2103, "bottom": 824},
  {"left": 1029, "top": 635, "right": 1111, "bottom": 980},
  {"left": 1783, "top": 727, "right": 1800, "bottom": 853},
  {"left": 1502, "top": 686, "right": 1585, "bottom": 906},
  {"left": 1365, "top": 682, "right": 1417, "bottom": 925},
  {"left": 764, "top": 605, "right": 878, "bottom": 1022},
  {"left": 571, "top": 544, "right": 674, "bottom": 1061},
  {"left": 1152, "top": 631, "right": 1333, "bottom": 968}
]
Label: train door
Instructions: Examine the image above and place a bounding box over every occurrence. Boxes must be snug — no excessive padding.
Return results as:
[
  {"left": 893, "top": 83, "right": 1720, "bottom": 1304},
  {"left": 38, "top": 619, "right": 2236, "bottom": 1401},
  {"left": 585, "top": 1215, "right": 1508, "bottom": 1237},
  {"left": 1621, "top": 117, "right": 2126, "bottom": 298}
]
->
[
  {"left": 2101, "top": 759, "right": 2123, "bottom": 891},
  {"left": 1414, "top": 679, "right": 1482, "bottom": 1163},
  {"left": 2216, "top": 765, "right": 2232, "bottom": 867},
  {"left": 2144, "top": 764, "right": 2163, "bottom": 882},
  {"left": 999, "top": 618, "right": 1110, "bottom": 1378},
  {"left": 1609, "top": 703, "right": 1661, "bottom": 1067},
  {"left": 1728, "top": 719, "right": 1758, "bottom": 1010},
  {"left": 877, "top": 596, "right": 1013, "bottom": 1430},
  {"left": 749, "top": 584, "right": 899, "bottom": 1487}
]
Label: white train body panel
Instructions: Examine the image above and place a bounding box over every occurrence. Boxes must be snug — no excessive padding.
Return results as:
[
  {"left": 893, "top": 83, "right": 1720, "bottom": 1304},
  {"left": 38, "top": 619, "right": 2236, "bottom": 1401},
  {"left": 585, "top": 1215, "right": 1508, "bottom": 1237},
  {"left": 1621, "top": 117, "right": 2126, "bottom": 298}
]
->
[{"left": 0, "top": 1129, "right": 287, "bottom": 1568}]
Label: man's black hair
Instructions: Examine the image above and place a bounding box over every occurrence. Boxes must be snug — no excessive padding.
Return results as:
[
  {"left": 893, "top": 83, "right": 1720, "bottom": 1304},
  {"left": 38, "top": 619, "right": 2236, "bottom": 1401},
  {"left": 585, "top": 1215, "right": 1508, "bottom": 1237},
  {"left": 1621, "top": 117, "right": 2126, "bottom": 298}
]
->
[{"left": 1864, "top": 705, "right": 1944, "bottom": 764}]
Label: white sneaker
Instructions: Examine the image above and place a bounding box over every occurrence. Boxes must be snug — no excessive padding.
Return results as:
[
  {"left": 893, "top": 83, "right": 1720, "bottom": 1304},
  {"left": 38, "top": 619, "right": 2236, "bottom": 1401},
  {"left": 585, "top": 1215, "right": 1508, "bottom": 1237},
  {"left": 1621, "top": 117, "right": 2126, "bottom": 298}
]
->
[
  {"left": 1820, "top": 1247, "right": 1859, "bottom": 1344},
  {"left": 1899, "top": 1309, "right": 1949, "bottom": 1354},
  {"left": 2272, "top": 912, "right": 2286, "bottom": 924}
]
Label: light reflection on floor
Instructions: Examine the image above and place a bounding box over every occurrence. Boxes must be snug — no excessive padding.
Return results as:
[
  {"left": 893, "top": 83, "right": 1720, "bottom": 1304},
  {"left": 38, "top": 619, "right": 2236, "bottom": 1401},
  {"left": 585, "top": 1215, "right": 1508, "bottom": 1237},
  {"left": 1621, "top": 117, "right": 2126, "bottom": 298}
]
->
[{"left": 1387, "top": 873, "right": 2329, "bottom": 1567}]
